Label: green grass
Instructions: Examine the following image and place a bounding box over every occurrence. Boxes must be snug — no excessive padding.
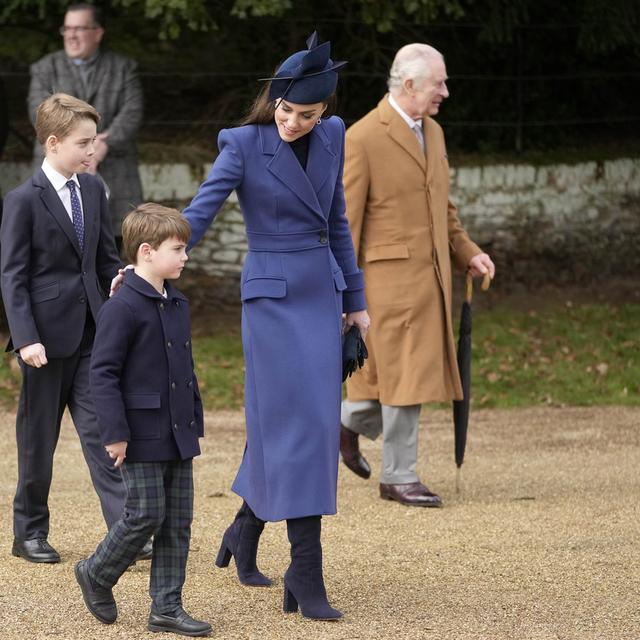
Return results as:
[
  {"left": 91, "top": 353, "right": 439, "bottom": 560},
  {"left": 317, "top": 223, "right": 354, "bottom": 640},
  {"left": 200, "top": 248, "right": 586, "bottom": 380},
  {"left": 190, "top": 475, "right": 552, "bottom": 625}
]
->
[
  {"left": 192, "top": 329, "right": 245, "bottom": 410},
  {"left": 0, "top": 303, "right": 638, "bottom": 411},
  {"left": 468, "top": 303, "right": 639, "bottom": 408}
]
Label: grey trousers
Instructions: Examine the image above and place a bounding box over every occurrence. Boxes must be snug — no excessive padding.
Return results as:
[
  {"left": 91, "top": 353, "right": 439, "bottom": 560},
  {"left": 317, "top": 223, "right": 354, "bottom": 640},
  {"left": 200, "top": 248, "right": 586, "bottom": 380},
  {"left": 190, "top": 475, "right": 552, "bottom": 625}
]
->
[{"left": 341, "top": 400, "right": 421, "bottom": 484}]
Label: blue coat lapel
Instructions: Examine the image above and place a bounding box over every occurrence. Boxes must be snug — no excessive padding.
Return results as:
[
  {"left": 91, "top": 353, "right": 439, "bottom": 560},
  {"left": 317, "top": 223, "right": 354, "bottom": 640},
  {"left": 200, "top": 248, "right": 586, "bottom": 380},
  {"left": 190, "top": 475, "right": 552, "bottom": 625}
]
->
[
  {"left": 307, "top": 123, "right": 336, "bottom": 202},
  {"left": 261, "top": 124, "right": 334, "bottom": 222}
]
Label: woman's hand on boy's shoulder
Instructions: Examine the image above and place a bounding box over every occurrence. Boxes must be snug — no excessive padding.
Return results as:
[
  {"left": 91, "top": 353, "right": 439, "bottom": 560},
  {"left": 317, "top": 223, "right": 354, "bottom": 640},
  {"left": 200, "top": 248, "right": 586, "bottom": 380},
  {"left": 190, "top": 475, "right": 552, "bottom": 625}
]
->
[{"left": 110, "top": 264, "right": 134, "bottom": 297}]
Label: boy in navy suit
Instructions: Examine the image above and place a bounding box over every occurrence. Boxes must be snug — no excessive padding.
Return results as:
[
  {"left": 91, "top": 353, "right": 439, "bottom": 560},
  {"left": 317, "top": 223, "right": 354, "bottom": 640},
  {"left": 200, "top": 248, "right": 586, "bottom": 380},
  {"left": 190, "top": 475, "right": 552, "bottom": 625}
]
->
[
  {"left": 75, "top": 204, "right": 211, "bottom": 637},
  {"left": 0, "top": 93, "right": 126, "bottom": 563}
]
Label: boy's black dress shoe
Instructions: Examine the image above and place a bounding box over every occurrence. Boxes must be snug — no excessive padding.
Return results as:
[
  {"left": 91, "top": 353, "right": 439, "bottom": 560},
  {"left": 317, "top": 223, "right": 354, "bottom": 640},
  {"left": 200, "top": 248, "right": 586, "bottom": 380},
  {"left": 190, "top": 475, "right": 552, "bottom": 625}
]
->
[
  {"left": 74, "top": 559, "right": 117, "bottom": 624},
  {"left": 12, "top": 538, "right": 60, "bottom": 563},
  {"left": 148, "top": 607, "right": 212, "bottom": 637}
]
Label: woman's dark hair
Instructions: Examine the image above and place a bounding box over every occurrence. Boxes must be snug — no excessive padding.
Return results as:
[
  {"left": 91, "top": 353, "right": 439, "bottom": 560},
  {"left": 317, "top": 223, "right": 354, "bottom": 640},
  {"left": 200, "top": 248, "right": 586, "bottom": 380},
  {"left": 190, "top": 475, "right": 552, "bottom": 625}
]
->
[{"left": 239, "top": 81, "right": 337, "bottom": 126}]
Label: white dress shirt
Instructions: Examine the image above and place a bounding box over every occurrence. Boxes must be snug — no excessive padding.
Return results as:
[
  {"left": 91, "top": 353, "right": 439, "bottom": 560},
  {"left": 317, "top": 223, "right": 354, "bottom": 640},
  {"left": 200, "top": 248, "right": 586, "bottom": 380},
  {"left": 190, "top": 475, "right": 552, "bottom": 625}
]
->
[
  {"left": 41, "top": 158, "right": 84, "bottom": 223},
  {"left": 388, "top": 94, "right": 425, "bottom": 152}
]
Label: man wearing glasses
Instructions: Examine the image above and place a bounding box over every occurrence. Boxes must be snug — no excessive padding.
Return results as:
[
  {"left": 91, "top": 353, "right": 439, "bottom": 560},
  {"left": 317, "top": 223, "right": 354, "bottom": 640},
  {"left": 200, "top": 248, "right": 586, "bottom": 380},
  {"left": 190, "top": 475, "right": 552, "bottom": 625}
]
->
[{"left": 28, "top": 3, "right": 143, "bottom": 251}]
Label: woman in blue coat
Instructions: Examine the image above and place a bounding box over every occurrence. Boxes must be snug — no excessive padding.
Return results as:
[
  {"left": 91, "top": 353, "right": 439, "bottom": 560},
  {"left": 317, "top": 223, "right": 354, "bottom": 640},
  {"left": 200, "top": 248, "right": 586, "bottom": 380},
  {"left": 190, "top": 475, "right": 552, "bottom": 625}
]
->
[{"left": 183, "top": 33, "right": 369, "bottom": 620}]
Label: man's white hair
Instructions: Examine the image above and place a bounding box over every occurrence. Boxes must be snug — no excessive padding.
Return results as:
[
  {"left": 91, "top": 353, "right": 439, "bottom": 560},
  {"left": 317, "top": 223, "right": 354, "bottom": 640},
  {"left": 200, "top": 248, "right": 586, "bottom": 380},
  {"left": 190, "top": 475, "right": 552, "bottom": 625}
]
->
[{"left": 387, "top": 43, "right": 444, "bottom": 96}]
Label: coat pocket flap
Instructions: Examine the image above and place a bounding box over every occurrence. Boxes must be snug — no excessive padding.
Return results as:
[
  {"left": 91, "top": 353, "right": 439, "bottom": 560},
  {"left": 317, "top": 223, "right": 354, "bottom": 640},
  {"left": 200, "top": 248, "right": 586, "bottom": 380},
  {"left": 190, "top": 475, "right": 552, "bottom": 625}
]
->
[
  {"left": 333, "top": 270, "right": 347, "bottom": 291},
  {"left": 124, "top": 393, "right": 161, "bottom": 409},
  {"left": 30, "top": 281, "right": 60, "bottom": 304},
  {"left": 241, "top": 278, "right": 287, "bottom": 302},
  {"left": 364, "top": 243, "right": 410, "bottom": 263}
]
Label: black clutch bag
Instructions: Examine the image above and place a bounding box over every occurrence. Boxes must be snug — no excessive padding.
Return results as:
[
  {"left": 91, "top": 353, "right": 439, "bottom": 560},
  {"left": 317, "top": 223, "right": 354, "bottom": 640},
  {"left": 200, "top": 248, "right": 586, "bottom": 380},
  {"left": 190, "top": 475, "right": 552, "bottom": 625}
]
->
[{"left": 342, "top": 326, "right": 368, "bottom": 382}]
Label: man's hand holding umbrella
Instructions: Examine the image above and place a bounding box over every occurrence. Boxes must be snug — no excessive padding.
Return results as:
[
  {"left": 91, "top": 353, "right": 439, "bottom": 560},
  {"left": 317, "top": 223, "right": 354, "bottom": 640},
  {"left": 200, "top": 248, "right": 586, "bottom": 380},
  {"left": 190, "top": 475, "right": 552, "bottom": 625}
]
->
[
  {"left": 468, "top": 252, "right": 495, "bottom": 280},
  {"left": 453, "top": 254, "right": 495, "bottom": 491}
]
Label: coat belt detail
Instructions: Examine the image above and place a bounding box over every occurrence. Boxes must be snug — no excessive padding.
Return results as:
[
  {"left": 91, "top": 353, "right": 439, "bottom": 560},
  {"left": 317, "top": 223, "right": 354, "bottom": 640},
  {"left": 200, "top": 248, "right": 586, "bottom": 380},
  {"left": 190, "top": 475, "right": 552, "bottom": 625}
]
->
[{"left": 246, "top": 229, "right": 329, "bottom": 252}]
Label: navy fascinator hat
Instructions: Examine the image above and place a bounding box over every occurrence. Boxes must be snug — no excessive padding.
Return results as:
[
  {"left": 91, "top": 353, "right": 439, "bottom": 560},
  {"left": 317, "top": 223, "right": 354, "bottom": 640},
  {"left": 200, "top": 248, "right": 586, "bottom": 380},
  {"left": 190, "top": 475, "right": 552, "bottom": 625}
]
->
[{"left": 260, "top": 32, "right": 347, "bottom": 104}]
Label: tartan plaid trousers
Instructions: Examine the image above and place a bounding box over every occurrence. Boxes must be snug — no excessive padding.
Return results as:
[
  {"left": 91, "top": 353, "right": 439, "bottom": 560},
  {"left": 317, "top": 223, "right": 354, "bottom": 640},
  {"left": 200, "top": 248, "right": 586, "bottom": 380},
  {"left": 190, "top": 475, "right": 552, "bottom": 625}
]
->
[{"left": 86, "top": 459, "right": 194, "bottom": 613}]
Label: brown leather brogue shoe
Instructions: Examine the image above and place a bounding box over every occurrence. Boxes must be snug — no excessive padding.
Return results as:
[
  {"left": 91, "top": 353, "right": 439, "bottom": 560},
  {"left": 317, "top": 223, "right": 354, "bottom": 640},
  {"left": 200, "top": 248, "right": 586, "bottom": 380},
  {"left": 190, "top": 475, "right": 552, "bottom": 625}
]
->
[
  {"left": 379, "top": 482, "right": 443, "bottom": 507},
  {"left": 340, "top": 425, "right": 371, "bottom": 479},
  {"left": 415, "top": 482, "right": 443, "bottom": 505}
]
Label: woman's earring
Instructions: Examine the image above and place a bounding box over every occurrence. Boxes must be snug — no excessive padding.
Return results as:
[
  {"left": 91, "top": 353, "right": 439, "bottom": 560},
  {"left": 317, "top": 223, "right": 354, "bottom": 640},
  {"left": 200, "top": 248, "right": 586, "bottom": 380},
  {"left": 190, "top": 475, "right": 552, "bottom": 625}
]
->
[{"left": 317, "top": 118, "right": 321, "bottom": 125}]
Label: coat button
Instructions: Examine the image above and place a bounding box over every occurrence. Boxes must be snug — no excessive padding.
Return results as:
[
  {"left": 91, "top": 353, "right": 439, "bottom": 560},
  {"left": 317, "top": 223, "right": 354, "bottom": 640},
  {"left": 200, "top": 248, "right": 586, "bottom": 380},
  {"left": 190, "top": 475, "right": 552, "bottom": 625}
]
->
[
  {"left": 173, "top": 423, "right": 178, "bottom": 430},
  {"left": 171, "top": 382, "right": 176, "bottom": 390},
  {"left": 167, "top": 341, "right": 173, "bottom": 348},
  {"left": 318, "top": 230, "right": 328, "bottom": 244},
  {"left": 78, "top": 296, "right": 86, "bottom": 303},
  {"left": 184, "top": 340, "right": 190, "bottom": 347},
  {"left": 187, "top": 380, "right": 193, "bottom": 388},
  {"left": 159, "top": 303, "right": 165, "bottom": 310},
  {"left": 190, "top": 421, "right": 196, "bottom": 429}
]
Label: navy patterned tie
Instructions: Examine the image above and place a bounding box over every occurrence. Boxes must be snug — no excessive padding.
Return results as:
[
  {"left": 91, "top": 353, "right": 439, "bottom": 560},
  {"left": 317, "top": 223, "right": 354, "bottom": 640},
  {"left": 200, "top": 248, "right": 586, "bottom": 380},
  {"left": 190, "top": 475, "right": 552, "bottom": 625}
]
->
[{"left": 66, "top": 180, "right": 84, "bottom": 252}]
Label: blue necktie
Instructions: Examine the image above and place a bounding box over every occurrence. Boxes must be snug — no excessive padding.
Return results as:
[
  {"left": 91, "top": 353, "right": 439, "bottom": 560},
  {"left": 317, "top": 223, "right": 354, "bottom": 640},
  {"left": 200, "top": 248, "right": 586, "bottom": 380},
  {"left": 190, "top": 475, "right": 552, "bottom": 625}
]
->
[{"left": 66, "top": 180, "right": 84, "bottom": 252}]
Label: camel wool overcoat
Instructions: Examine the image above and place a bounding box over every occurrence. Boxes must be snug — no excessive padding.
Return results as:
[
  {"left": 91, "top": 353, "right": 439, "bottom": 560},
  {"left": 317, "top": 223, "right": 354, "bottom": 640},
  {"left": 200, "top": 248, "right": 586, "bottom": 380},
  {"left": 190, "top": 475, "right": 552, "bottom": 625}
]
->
[{"left": 344, "top": 96, "right": 482, "bottom": 406}]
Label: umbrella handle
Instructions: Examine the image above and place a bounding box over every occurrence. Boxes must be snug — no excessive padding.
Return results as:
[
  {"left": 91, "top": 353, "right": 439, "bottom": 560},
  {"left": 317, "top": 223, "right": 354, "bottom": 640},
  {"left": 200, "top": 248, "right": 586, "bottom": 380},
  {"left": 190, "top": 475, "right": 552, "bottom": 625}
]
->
[{"left": 465, "top": 271, "right": 491, "bottom": 303}]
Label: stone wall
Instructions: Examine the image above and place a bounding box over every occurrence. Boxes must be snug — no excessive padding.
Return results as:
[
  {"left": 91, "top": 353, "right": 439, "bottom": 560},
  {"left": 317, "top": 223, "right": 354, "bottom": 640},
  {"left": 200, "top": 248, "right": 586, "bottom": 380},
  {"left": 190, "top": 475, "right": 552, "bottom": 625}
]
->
[
  {"left": 451, "top": 158, "right": 640, "bottom": 286},
  {"left": 2, "top": 157, "right": 639, "bottom": 291}
]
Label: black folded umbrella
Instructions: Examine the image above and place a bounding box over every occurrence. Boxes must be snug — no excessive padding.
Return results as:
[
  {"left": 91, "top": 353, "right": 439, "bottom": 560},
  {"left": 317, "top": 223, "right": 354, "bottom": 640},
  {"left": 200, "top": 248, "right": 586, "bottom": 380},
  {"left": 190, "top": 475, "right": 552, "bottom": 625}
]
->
[
  {"left": 342, "top": 326, "right": 368, "bottom": 382},
  {"left": 453, "top": 271, "right": 490, "bottom": 489}
]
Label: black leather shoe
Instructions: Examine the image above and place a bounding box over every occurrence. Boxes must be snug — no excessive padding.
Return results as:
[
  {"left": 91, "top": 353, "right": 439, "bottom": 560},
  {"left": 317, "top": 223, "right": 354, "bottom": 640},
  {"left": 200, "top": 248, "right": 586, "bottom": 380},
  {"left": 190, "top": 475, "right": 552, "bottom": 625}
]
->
[
  {"left": 136, "top": 539, "right": 153, "bottom": 561},
  {"left": 148, "top": 607, "right": 212, "bottom": 637},
  {"left": 12, "top": 538, "right": 60, "bottom": 563},
  {"left": 380, "top": 482, "right": 443, "bottom": 507},
  {"left": 74, "top": 559, "right": 117, "bottom": 624},
  {"left": 339, "top": 425, "right": 371, "bottom": 479}
]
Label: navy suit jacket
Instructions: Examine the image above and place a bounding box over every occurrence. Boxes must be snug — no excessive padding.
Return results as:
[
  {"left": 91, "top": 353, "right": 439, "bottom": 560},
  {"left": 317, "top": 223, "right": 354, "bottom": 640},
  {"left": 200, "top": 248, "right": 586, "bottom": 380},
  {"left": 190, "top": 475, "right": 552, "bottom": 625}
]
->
[
  {"left": 89, "top": 270, "right": 203, "bottom": 462},
  {"left": 0, "top": 169, "right": 120, "bottom": 357}
]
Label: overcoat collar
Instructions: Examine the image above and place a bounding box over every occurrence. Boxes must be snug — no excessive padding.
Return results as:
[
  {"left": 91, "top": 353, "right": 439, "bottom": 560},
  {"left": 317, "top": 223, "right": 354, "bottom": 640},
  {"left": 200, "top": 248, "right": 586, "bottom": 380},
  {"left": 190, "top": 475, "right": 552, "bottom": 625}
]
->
[
  {"left": 259, "top": 122, "right": 336, "bottom": 221},
  {"left": 377, "top": 94, "right": 426, "bottom": 174},
  {"left": 33, "top": 167, "right": 94, "bottom": 259},
  {"left": 63, "top": 49, "right": 104, "bottom": 103},
  {"left": 123, "top": 269, "right": 188, "bottom": 302}
]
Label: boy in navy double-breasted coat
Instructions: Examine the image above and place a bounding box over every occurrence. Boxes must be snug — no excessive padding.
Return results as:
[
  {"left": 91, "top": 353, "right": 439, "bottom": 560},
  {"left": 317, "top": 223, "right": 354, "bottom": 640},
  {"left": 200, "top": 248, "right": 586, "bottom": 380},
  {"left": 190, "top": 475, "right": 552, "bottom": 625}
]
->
[{"left": 75, "top": 204, "right": 211, "bottom": 637}]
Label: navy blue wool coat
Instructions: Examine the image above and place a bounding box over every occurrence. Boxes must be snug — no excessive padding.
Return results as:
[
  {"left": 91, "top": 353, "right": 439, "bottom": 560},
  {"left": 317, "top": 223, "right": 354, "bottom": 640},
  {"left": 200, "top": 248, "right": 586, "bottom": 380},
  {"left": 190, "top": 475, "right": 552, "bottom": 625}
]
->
[
  {"left": 184, "top": 116, "right": 366, "bottom": 521},
  {"left": 89, "top": 270, "right": 203, "bottom": 462}
]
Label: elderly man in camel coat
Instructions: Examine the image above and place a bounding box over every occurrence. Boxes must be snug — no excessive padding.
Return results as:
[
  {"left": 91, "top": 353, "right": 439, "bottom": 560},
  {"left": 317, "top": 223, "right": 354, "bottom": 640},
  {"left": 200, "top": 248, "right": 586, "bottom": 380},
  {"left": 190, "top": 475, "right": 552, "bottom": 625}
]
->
[{"left": 340, "top": 43, "right": 495, "bottom": 507}]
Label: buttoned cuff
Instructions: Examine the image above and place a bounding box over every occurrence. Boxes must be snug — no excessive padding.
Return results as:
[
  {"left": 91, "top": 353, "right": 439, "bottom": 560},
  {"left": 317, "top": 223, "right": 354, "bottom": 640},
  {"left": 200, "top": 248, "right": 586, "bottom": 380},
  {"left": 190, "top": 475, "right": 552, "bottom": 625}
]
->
[{"left": 343, "top": 270, "right": 366, "bottom": 313}]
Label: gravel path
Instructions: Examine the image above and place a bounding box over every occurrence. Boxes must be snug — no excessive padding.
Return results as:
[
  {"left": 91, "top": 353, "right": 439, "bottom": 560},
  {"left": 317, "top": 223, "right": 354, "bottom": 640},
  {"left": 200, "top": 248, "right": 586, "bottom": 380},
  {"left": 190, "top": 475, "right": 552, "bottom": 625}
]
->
[{"left": 1, "top": 406, "right": 638, "bottom": 639}]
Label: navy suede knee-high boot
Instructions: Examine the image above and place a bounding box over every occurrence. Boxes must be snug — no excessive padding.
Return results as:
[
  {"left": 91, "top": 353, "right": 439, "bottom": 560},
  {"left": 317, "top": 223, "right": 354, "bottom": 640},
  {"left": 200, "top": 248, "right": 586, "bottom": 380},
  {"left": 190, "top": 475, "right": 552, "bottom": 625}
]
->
[
  {"left": 283, "top": 516, "right": 342, "bottom": 620},
  {"left": 215, "top": 501, "right": 272, "bottom": 587}
]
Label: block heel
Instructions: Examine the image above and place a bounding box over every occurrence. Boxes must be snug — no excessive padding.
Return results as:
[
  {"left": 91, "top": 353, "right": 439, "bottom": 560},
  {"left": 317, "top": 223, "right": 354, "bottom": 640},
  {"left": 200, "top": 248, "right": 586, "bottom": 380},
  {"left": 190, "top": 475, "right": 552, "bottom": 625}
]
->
[
  {"left": 284, "top": 516, "right": 343, "bottom": 620},
  {"left": 214, "top": 503, "right": 272, "bottom": 586},
  {"left": 215, "top": 543, "right": 231, "bottom": 568},
  {"left": 283, "top": 585, "right": 299, "bottom": 613}
]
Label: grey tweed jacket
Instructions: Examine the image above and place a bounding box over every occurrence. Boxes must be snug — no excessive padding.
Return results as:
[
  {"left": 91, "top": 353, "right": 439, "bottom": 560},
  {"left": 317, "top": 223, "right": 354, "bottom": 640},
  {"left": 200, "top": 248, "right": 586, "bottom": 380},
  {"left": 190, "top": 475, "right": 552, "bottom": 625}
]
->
[{"left": 28, "top": 48, "right": 143, "bottom": 233}]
